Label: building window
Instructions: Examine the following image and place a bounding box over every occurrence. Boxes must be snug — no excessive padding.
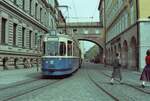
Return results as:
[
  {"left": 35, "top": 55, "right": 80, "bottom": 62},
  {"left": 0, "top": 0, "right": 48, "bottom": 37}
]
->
[
  {"left": 1, "top": 18, "right": 7, "bottom": 44},
  {"left": 14, "top": 0, "right": 17, "bottom": 5},
  {"left": 13, "top": 23, "right": 17, "bottom": 46},
  {"left": 29, "top": 0, "right": 32, "bottom": 15},
  {"left": 22, "top": 0, "right": 25, "bottom": 10},
  {"left": 73, "top": 29, "right": 77, "bottom": 33},
  {"left": 84, "top": 30, "right": 88, "bottom": 34},
  {"left": 29, "top": 31, "right": 32, "bottom": 49},
  {"left": 22, "top": 27, "right": 25, "bottom": 48},
  {"left": 95, "top": 30, "right": 100, "bottom": 34},
  {"left": 40, "top": 8, "right": 42, "bottom": 21},
  {"left": 35, "top": 3, "right": 38, "bottom": 19},
  {"left": 35, "top": 33, "right": 38, "bottom": 46}
]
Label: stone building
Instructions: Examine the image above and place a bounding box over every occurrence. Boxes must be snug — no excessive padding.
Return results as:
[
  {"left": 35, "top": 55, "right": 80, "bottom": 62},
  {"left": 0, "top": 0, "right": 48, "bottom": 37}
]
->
[
  {"left": 98, "top": 0, "right": 150, "bottom": 71},
  {"left": 0, "top": 0, "right": 59, "bottom": 70}
]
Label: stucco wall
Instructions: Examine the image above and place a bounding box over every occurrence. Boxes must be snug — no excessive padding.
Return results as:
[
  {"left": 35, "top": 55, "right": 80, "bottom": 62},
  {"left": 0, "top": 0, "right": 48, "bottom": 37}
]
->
[
  {"left": 139, "top": 21, "right": 150, "bottom": 71},
  {"left": 139, "top": 0, "right": 150, "bottom": 19}
]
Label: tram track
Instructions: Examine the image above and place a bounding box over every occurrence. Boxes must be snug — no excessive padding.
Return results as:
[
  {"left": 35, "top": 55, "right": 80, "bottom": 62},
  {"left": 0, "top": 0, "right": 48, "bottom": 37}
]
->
[
  {"left": 82, "top": 62, "right": 150, "bottom": 101},
  {"left": 83, "top": 66, "right": 120, "bottom": 101},
  {"left": 0, "top": 78, "right": 39, "bottom": 91},
  {"left": 87, "top": 72, "right": 120, "bottom": 101},
  {"left": 101, "top": 71, "right": 150, "bottom": 94},
  {"left": 0, "top": 79, "right": 62, "bottom": 101}
]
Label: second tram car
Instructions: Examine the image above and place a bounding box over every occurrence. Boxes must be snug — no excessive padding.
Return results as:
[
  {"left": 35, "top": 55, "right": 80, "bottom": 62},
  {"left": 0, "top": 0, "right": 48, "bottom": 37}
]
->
[{"left": 41, "top": 33, "right": 82, "bottom": 76}]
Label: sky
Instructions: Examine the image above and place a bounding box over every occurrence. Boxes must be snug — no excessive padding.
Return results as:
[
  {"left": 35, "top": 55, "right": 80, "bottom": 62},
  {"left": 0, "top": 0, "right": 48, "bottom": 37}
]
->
[
  {"left": 58, "top": 0, "right": 100, "bottom": 22},
  {"left": 81, "top": 41, "right": 95, "bottom": 52}
]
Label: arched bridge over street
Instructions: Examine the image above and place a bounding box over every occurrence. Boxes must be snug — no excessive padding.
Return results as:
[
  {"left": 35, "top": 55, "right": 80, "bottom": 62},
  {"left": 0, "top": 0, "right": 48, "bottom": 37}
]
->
[{"left": 58, "top": 22, "right": 105, "bottom": 49}]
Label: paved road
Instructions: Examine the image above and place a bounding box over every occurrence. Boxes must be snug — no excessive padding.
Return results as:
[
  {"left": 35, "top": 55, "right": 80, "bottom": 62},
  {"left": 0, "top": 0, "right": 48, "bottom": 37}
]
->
[{"left": 0, "top": 63, "right": 150, "bottom": 101}]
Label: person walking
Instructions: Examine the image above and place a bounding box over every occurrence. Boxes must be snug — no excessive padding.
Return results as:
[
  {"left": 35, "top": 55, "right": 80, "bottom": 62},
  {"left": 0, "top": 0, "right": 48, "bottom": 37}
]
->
[
  {"left": 110, "top": 52, "right": 122, "bottom": 85},
  {"left": 140, "top": 49, "right": 150, "bottom": 88}
]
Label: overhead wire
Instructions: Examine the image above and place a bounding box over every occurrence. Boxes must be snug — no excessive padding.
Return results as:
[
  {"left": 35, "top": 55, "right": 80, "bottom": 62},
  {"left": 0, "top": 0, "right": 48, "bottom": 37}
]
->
[{"left": 91, "top": 0, "right": 100, "bottom": 23}]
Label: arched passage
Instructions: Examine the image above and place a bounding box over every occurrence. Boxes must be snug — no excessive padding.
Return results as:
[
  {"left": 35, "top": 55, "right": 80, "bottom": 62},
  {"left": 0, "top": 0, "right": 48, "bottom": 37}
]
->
[
  {"left": 117, "top": 43, "right": 122, "bottom": 66},
  {"left": 111, "top": 47, "right": 113, "bottom": 65},
  {"left": 114, "top": 45, "right": 117, "bottom": 57},
  {"left": 108, "top": 48, "right": 111, "bottom": 64},
  {"left": 123, "top": 40, "right": 128, "bottom": 68},
  {"left": 3, "top": 57, "right": 8, "bottom": 70},
  {"left": 78, "top": 38, "right": 104, "bottom": 49},
  {"left": 130, "top": 36, "right": 137, "bottom": 70},
  {"left": 14, "top": 58, "right": 19, "bottom": 69},
  {"left": 78, "top": 39, "right": 104, "bottom": 63},
  {"left": 105, "top": 48, "right": 108, "bottom": 64}
]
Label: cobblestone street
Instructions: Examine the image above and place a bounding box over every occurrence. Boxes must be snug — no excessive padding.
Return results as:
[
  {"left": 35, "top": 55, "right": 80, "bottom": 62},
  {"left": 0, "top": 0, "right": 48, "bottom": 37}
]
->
[
  {"left": 1, "top": 0, "right": 150, "bottom": 101},
  {"left": 0, "top": 63, "right": 150, "bottom": 101}
]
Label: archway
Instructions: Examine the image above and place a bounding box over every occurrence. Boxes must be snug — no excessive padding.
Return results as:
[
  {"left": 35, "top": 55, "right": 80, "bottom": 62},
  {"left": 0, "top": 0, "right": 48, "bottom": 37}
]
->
[
  {"left": 130, "top": 36, "right": 137, "bottom": 70},
  {"left": 118, "top": 43, "right": 122, "bottom": 64},
  {"left": 110, "top": 47, "right": 113, "bottom": 65},
  {"left": 14, "top": 58, "right": 19, "bottom": 69},
  {"left": 3, "top": 57, "right": 8, "bottom": 70},
  {"left": 123, "top": 40, "right": 128, "bottom": 68},
  {"left": 78, "top": 39, "right": 104, "bottom": 63},
  {"left": 108, "top": 48, "right": 111, "bottom": 65},
  {"left": 105, "top": 48, "right": 108, "bottom": 64},
  {"left": 23, "top": 58, "right": 28, "bottom": 68}
]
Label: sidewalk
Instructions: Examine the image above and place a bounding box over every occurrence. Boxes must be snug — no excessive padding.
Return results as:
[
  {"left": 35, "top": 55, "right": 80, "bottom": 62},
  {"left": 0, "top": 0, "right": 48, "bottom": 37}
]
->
[
  {"left": 101, "top": 65, "right": 150, "bottom": 93},
  {"left": 0, "top": 67, "right": 41, "bottom": 86}
]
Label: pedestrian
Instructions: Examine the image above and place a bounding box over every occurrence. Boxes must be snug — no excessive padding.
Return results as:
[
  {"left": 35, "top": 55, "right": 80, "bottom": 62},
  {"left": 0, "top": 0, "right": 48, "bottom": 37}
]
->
[
  {"left": 140, "top": 49, "right": 150, "bottom": 88},
  {"left": 110, "top": 52, "right": 122, "bottom": 85}
]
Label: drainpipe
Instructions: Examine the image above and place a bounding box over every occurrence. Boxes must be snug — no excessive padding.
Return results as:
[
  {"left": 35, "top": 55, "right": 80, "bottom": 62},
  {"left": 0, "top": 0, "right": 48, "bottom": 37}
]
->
[{"left": 136, "top": 0, "right": 140, "bottom": 71}]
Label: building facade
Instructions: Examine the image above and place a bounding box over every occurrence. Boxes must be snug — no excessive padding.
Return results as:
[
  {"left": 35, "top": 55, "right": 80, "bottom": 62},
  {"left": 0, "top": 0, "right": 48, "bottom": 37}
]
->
[
  {"left": 0, "top": 0, "right": 59, "bottom": 70},
  {"left": 99, "top": 0, "right": 150, "bottom": 71}
]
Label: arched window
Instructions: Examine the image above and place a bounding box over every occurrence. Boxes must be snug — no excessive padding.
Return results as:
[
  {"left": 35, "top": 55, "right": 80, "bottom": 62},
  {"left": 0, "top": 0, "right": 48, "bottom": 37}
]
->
[
  {"left": 1, "top": 18, "right": 7, "bottom": 44},
  {"left": 29, "top": 0, "right": 32, "bottom": 15},
  {"left": 35, "top": 3, "right": 38, "bottom": 19},
  {"left": 40, "top": 8, "right": 42, "bottom": 21}
]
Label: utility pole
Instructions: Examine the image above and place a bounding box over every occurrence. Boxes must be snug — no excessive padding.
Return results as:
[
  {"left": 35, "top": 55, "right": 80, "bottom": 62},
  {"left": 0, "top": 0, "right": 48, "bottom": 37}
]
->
[{"left": 56, "top": 5, "right": 69, "bottom": 34}]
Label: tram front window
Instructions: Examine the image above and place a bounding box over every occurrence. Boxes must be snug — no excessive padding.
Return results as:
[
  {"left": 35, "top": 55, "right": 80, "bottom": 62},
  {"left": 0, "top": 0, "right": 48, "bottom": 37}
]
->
[{"left": 45, "top": 41, "right": 58, "bottom": 56}]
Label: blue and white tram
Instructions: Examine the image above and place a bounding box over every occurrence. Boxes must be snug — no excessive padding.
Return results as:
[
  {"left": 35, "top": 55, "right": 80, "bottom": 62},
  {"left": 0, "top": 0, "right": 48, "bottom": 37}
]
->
[{"left": 41, "top": 34, "right": 82, "bottom": 76}]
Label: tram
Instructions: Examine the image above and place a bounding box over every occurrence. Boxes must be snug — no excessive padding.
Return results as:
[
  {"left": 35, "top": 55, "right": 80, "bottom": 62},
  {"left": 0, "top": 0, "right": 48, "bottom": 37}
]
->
[{"left": 41, "top": 33, "right": 82, "bottom": 76}]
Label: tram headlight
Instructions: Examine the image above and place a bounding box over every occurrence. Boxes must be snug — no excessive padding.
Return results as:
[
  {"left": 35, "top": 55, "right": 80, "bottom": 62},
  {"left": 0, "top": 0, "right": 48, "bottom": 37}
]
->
[{"left": 46, "top": 61, "right": 49, "bottom": 64}]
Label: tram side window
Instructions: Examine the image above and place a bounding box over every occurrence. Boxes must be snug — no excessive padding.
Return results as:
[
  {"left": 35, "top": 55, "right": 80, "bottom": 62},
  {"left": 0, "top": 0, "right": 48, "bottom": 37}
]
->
[
  {"left": 59, "top": 42, "right": 66, "bottom": 56},
  {"left": 67, "top": 41, "right": 72, "bottom": 56}
]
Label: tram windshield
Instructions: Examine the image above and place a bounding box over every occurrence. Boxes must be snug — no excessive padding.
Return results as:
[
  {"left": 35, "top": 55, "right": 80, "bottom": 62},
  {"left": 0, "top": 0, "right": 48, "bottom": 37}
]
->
[{"left": 45, "top": 41, "right": 59, "bottom": 56}]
